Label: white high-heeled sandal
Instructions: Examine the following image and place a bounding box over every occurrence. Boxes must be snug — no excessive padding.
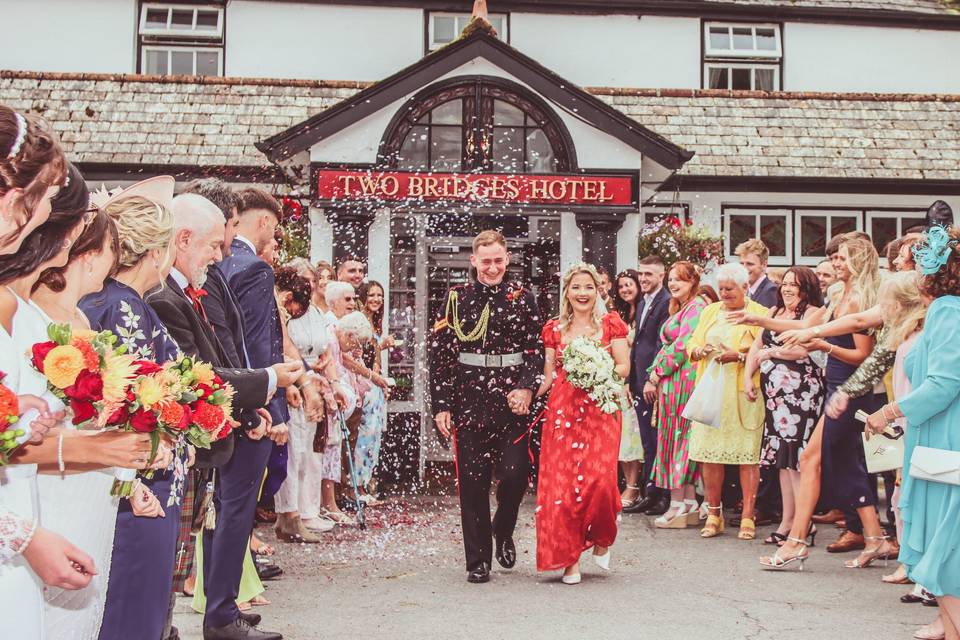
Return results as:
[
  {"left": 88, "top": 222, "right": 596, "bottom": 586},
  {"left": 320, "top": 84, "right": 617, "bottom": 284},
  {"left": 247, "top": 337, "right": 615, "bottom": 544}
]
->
[{"left": 592, "top": 548, "right": 611, "bottom": 570}]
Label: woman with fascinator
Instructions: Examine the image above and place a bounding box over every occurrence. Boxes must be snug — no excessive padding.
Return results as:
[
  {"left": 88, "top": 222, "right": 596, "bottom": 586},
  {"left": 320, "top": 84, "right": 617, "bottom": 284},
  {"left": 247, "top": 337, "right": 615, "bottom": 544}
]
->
[{"left": 535, "top": 263, "right": 630, "bottom": 585}]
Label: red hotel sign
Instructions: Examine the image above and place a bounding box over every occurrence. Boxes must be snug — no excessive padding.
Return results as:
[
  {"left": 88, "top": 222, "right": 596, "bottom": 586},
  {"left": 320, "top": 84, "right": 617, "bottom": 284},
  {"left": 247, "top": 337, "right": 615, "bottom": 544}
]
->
[{"left": 316, "top": 170, "right": 635, "bottom": 207}]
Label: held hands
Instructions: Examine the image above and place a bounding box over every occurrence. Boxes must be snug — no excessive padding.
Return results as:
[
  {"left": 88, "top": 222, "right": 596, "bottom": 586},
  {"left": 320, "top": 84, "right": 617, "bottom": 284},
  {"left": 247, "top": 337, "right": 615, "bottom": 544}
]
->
[
  {"left": 247, "top": 408, "right": 272, "bottom": 441},
  {"left": 642, "top": 379, "right": 657, "bottom": 404},
  {"left": 302, "top": 385, "right": 325, "bottom": 422},
  {"left": 23, "top": 528, "right": 98, "bottom": 590},
  {"left": 18, "top": 394, "right": 64, "bottom": 444},
  {"left": 272, "top": 361, "right": 305, "bottom": 388},
  {"left": 130, "top": 483, "right": 165, "bottom": 518},
  {"left": 285, "top": 385, "right": 303, "bottom": 409},
  {"left": 267, "top": 422, "right": 289, "bottom": 446},
  {"left": 434, "top": 411, "right": 453, "bottom": 439},
  {"left": 743, "top": 374, "right": 758, "bottom": 402},
  {"left": 507, "top": 389, "right": 533, "bottom": 416},
  {"left": 826, "top": 391, "right": 850, "bottom": 420}
]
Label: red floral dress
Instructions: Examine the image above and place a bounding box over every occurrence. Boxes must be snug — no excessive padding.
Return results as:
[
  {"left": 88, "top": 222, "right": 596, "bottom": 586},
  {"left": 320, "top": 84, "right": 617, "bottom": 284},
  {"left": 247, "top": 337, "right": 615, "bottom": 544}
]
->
[{"left": 536, "top": 312, "right": 628, "bottom": 572}]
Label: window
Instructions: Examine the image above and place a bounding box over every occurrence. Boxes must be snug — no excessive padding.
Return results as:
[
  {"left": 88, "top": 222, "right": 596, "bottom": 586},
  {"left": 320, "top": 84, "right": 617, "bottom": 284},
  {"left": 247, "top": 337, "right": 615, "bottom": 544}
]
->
[
  {"left": 642, "top": 205, "right": 690, "bottom": 225},
  {"left": 703, "top": 22, "right": 781, "bottom": 90},
  {"left": 725, "top": 208, "right": 791, "bottom": 265},
  {"left": 139, "top": 3, "right": 224, "bottom": 77},
  {"left": 427, "top": 12, "right": 507, "bottom": 51},
  {"left": 866, "top": 211, "right": 926, "bottom": 256},
  {"left": 795, "top": 210, "right": 861, "bottom": 265}
]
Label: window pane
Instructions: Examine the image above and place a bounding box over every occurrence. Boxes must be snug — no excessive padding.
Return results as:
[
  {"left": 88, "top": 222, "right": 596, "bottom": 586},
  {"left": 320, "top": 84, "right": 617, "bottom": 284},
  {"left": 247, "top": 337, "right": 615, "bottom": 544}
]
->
[
  {"left": 755, "top": 68, "right": 775, "bottom": 91},
  {"left": 456, "top": 16, "right": 471, "bottom": 32},
  {"left": 144, "top": 49, "right": 168, "bottom": 75},
  {"left": 756, "top": 27, "right": 777, "bottom": 51},
  {"left": 709, "top": 26, "right": 730, "bottom": 51},
  {"left": 831, "top": 216, "right": 858, "bottom": 238},
  {"left": 196, "top": 10, "right": 219, "bottom": 30},
  {"left": 430, "top": 100, "right": 462, "bottom": 125},
  {"left": 196, "top": 51, "right": 219, "bottom": 76},
  {"left": 732, "top": 27, "right": 754, "bottom": 51},
  {"left": 730, "top": 215, "right": 756, "bottom": 252},
  {"left": 431, "top": 126, "right": 462, "bottom": 171},
  {"left": 433, "top": 16, "right": 456, "bottom": 44},
  {"left": 525, "top": 129, "right": 555, "bottom": 173},
  {"left": 801, "top": 216, "right": 827, "bottom": 257},
  {"left": 732, "top": 67, "right": 751, "bottom": 90},
  {"left": 170, "top": 50, "right": 194, "bottom": 75},
  {"left": 145, "top": 8, "right": 168, "bottom": 29},
  {"left": 397, "top": 126, "right": 429, "bottom": 171},
  {"left": 902, "top": 217, "right": 925, "bottom": 233},
  {"left": 490, "top": 17, "right": 504, "bottom": 35},
  {"left": 870, "top": 217, "right": 899, "bottom": 255},
  {"left": 491, "top": 126, "right": 523, "bottom": 172},
  {"left": 760, "top": 216, "right": 787, "bottom": 256},
  {"left": 708, "top": 67, "right": 728, "bottom": 89},
  {"left": 171, "top": 9, "right": 194, "bottom": 28},
  {"left": 493, "top": 100, "right": 524, "bottom": 126}
]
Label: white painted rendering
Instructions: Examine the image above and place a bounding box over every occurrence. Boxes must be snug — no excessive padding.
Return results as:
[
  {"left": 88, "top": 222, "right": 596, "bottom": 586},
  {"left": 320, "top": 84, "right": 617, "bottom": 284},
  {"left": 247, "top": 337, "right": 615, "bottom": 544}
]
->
[
  {"left": 367, "top": 206, "right": 391, "bottom": 325},
  {"left": 616, "top": 212, "right": 642, "bottom": 273},
  {"left": 309, "top": 207, "right": 333, "bottom": 264},
  {"left": 3, "top": 0, "right": 136, "bottom": 74},
  {"left": 225, "top": 2, "right": 423, "bottom": 81},
  {"left": 560, "top": 212, "right": 583, "bottom": 274},
  {"left": 510, "top": 14, "right": 702, "bottom": 89},
  {"left": 786, "top": 23, "right": 960, "bottom": 93}
]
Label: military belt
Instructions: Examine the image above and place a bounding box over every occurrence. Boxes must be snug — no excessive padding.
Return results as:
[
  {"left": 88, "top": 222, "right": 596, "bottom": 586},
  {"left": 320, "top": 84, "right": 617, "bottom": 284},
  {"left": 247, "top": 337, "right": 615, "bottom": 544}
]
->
[{"left": 458, "top": 352, "right": 524, "bottom": 368}]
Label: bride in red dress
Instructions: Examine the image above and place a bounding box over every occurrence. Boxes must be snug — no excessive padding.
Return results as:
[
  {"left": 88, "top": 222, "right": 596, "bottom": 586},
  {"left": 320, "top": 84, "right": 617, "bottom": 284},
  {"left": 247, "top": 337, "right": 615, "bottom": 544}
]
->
[{"left": 536, "top": 263, "right": 631, "bottom": 584}]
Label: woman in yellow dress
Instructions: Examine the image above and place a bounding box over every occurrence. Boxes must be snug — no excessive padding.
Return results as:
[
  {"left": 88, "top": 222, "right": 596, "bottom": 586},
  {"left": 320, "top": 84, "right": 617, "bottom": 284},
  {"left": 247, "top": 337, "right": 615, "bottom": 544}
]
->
[{"left": 687, "top": 262, "right": 767, "bottom": 540}]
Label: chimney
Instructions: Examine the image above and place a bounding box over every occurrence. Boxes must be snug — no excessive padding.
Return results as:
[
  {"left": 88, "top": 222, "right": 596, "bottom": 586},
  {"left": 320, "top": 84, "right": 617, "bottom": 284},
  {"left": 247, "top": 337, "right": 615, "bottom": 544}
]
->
[{"left": 461, "top": 0, "right": 498, "bottom": 38}]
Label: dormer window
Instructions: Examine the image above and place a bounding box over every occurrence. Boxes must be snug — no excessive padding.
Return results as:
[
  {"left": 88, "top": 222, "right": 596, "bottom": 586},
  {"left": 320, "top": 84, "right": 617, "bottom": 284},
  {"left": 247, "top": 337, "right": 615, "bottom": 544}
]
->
[
  {"left": 139, "top": 3, "right": 224, "bottom": 77},
  {"left": 703, "top": 22, "right": 782, "bottom": 91}
]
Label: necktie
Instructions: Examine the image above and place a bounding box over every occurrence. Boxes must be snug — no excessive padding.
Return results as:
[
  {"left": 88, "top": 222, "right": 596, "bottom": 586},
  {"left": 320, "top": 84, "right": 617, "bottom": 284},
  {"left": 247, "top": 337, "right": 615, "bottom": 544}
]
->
[{"left": 185, "top": 286, "right": 209, "bottom": 322}]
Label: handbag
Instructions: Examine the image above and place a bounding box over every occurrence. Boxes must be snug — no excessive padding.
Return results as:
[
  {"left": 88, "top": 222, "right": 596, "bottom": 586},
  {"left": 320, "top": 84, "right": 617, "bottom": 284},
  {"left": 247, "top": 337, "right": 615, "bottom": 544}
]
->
[
  {"left": 681, "top": 359, "right": 724, "bottom": 428},
  {"left": 861, "top": 426, "right": 904, "bottom": 474},
  {"left": 909, "top": 445, "right": 960, "bottom": 486}
]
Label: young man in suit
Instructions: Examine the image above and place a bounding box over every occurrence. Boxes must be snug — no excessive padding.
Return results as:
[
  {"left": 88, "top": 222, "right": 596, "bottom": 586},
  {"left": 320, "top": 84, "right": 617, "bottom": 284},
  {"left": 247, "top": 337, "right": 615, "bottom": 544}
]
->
[
  {"left": 623, "top": 256, "right": 672, "bottom": 516},
  {"left": 149, "top": 194, "right": 303, "bottom": 640}
]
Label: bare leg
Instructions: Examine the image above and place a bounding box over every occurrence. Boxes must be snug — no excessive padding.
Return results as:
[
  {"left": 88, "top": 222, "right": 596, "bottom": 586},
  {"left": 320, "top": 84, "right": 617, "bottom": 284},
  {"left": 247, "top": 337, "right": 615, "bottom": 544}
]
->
[
  {"left": 321, "top": 479, "right": 343, "bottom": 514},
  {"left": 701, "top": 463, "right": 724, "bottom": 510},
  {"left": 942, "top": 597, "right": 960, "bottom": 640},
  {"left": 777, "top": 469, "right": 796, "bottom": 536},
  {"left": 768, "top": 417, "right": 823, "bottom": 560},
  {"left": 740, "top": 464, "right": 760, "bottom": 521},
  {"left": 620, "top": 460, "right": 641, "bottom": 503}
]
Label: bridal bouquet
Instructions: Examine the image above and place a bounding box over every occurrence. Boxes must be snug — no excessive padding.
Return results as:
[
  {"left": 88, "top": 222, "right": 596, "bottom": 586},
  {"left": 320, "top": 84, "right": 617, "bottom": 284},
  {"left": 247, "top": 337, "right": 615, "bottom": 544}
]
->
[
  {"left": 0, "top": 373, "right": 26, "bottom": 464},
  {"left": 561, "top": 336, "right": 623, "bottom": 415},
  {"left": 162, "top": 356, "right": 236, "bottom": 449}
]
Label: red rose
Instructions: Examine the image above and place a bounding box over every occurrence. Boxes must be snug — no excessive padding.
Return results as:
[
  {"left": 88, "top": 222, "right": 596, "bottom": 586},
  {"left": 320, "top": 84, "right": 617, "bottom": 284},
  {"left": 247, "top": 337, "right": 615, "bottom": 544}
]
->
[
  {"left": 106, "top": 404, "right": 129, "bottom": 426},
  {"left": 134, "top": 360, "right": 164, "bottom": 375},
  {"left": 64, "top": 369, "right": 104, "bottom": 402},
  {"left": 70, "top": 399, "right": 97, "bottom": 425},
  {"left": 195, "top": 383, "right": 213, "bottom": 399},
  {"left": 31, "top": 341, "right": 57, "bottom": 372},
  {"left": 130, "top": 408, "right": 158, "bottom": 433},
  {"left": 216, "top": 421, "right": 233, "bottom": 440}
]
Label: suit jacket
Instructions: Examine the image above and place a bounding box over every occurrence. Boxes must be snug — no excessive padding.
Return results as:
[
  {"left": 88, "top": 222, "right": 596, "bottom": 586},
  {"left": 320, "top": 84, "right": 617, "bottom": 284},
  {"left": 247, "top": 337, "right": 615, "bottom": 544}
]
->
[
  {"left": 628, "top": 286, "right": 671, "bottom": 394},
  {"left": 147, "top": 276, "right": 270, "bottom": 467},
  {"left": 220, "top": 238, "right": 289, "bottom": 425},
  {"left": 750, "top": 276, "right": 779, "bottom": 309},
  {"left": 203, "top": 263, "right": 249, "bottom": 369}
]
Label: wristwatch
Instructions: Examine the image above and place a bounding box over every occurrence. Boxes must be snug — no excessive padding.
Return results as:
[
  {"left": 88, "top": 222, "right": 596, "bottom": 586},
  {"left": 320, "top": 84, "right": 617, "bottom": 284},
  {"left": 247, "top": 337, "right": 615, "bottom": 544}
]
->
[{"left": 812, "top": 326, "right": 821, "bottom": 337}]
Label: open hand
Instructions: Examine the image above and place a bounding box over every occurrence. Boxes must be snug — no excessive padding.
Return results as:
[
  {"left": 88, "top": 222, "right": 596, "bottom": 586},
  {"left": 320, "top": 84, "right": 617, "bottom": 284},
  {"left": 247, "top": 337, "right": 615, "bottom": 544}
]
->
[{"left": 434, "top": 411, "right": 453, "bottom": 438}]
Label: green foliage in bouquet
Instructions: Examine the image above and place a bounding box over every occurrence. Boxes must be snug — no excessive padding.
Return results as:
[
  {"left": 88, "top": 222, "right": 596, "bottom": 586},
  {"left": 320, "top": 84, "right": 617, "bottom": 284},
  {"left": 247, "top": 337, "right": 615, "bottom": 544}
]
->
[{"left": 637, "top": 216, "right": 725, "bottom": 270}]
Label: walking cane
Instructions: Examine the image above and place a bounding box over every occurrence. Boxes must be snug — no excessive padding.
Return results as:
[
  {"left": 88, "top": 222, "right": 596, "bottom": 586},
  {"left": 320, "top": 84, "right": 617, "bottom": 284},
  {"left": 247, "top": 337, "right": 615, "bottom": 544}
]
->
[{"left": 338, "top": 411, "right": 366, "bottom": 530}]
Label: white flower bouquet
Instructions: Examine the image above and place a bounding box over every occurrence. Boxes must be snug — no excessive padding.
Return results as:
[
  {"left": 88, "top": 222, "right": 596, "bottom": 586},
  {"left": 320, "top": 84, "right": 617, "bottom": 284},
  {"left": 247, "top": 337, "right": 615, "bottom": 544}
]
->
[{"left": 561, "top": 336, "right": 623, "bottom": 415}]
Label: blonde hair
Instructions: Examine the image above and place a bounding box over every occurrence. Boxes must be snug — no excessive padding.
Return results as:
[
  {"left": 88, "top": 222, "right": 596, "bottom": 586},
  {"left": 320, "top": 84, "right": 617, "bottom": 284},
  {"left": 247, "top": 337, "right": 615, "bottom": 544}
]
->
[
  {"left": 104, "top": 195, "right": 174, "bottom": 269},
  {"left": 286, "top": 257, "right": 316, "bottom": 279},
  {"left": 472, "top": 230, "right": 507, "bottom": 253},
  {"left": 879, "top": 271, "right": 927, "bottom": 349},
  {"left": 735, "top": 238, "right": 769, "bottom": 263},
  {"left": 315, "top": 260, "right": 335, "bottom": 281},
  {"left": 840, "top": 237, "right": 880, "bottom": 311},
  {"left": 558, "top": 262, "right": 606, "bottom": 333}
]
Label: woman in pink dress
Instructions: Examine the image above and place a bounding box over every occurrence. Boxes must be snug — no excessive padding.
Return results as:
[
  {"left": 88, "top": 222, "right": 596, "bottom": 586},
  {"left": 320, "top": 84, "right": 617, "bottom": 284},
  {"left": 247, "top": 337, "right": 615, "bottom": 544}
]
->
[{"left": 536, "top": 263, "right": 631, "bottom": 585}]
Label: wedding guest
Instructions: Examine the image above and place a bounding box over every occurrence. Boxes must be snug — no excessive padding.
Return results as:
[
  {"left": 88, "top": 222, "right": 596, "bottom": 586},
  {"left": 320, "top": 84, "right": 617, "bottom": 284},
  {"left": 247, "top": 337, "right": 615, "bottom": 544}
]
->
[
  {"left": 645, "top": 261, "right": 709, "bottom": 528},
  {"left": 596, "top": 265, "right": 614, "bottom": 311},
  {"left": 354, "top": 280, "right": 392, "bottom": 501},
  {"left": 815, "top": 259, "right": 836, "bottom": 301},
  {"left": 312, "top": 261, "right": 336, "bottom": 314},
  {"left": 536, "top": 263, "right": 629, "bottom": 584},
  {"left": 612, "top": 269, "right": 643, "bottom": 509},
  {"left": 737, "top": 239, "right": 779, "bottom": 308},
  {"left": 688, "top": 262, "right": 766, "bottom": 540},
  {"left": 624, "top": 257, "right": 671, "bottom": 517},
  {"left": 337, "top": 255, "right": 366, "bottom": 289},
  {"left": 865, "top": 227, "right": 960, "bottom": 638},
  {"left": 743, "top": 267, "right": 824, "bottom": 546}
]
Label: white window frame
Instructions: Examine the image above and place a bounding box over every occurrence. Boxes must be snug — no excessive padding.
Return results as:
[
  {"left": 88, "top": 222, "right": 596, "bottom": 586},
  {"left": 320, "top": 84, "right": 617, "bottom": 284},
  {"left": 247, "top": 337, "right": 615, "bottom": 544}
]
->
[
  {"left": 140, "top": 4, "right": 223, "bottom": 39},
  {"left": 866, "top": 210, "right": 927, "bottom": 264},
  {"left": 704, "top": 62, "right": 780, "bottom": 91},
  {"left": 141, "top": 45, "right": 223, "bottom": 77},
  {"left": 704, "top": 22, "right": 782, "bottom": 59},
  {"left": 794, "top": 210, "right": 863, "bottom": 266},
  {"left": 427, "top": 12, "right": 508, "bottom": 51},
  {"left": 642, "top": 205, "right": 690, "bottom": 225},
  {"left": 725, "top": 209, "right": 792, "bottom": 266}
]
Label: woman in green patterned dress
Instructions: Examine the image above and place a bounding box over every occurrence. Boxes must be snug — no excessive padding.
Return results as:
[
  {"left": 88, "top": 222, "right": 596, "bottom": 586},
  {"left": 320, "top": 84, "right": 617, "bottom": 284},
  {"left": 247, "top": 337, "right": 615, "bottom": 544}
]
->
[{"left": 644, "top": 262, "right": 712, "bottom": 528}]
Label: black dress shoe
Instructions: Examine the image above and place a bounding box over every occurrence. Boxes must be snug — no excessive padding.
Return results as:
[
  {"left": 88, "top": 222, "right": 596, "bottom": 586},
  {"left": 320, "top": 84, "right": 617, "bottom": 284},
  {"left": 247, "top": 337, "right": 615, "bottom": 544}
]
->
[
  {"left": 622, "top": 494, "right": 657, "bottom": 514},
  {"left": 239, "top": 612, "right": 262, "bottom": 627},
  {"left": 467, "top": 563, "right": 490, "bottom": 584},
  {"left": 495, "top": 536, "right": 516, "bottom": 569},
  {"left": 643, "top": 495, "right": 671, "bottom": 516},
  {"left": 256, "top": 563, "right": 283, "bottom": 581},
  {"left": 203, "top": 618, "right": 282, "bottom": 640}
]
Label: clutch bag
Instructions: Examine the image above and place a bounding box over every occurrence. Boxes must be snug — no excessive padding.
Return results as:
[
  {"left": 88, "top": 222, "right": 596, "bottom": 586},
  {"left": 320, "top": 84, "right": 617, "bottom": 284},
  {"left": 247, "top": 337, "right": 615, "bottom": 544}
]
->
[{"left": 908, "top": 445, "right": 960, "bottom": 486}]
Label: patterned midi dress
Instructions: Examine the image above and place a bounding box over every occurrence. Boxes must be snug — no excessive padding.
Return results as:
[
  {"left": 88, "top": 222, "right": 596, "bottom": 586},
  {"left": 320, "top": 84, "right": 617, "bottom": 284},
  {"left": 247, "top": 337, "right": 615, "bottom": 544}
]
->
[{"left": 648, "top": 296, "right": 708, "bottom": 490}]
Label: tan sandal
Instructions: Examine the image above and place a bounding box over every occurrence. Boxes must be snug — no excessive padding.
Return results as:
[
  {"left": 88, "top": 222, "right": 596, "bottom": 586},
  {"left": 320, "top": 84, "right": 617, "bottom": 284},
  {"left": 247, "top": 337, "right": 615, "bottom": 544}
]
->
[
  {"left": 250, "top": 595, "right": 271, "bottom": 606},
  {"left": 700, "top": 504, "right": 725, "bottom": 538},
  {"left": 738, "top": 517, "right": 756, "bottom": 540}
]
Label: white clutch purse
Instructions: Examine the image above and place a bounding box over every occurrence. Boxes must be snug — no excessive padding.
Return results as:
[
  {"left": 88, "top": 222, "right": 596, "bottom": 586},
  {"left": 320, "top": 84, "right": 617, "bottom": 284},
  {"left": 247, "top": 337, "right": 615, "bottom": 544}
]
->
[{"left": 909, "top": 446, "right": 960, "bottom": 486}]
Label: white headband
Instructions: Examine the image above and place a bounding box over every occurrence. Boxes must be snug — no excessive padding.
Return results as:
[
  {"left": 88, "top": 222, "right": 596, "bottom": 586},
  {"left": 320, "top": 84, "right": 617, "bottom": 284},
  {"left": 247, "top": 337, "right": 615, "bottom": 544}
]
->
[{"left": 6, "top": 113, "right": 26, "bottom": 159}]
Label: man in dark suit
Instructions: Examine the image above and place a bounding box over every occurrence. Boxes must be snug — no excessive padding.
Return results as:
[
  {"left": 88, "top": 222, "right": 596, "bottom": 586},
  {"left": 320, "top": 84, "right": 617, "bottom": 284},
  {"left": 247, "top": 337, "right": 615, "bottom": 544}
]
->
[
  {"left": 623, "top": 256, "right": 672, "bottom": 516},
  {"left": 149, "top": 193, "right": 302, "bottom": 640}
]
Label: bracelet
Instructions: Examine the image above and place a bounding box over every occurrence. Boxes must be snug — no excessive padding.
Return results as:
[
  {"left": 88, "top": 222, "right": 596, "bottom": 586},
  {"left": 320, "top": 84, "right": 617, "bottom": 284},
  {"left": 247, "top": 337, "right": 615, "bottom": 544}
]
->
[
  {"left": 881, "top": 405, "right": 894, "bottom": 424},
  {"left": 826, "top": 343, "right": 834, "bottom": 355},
  {"left": 812, "top": 326, "right": 821, "bottom": 337},
  {"left": 57, "top": 432, "right": 65, "bottom": 474}
]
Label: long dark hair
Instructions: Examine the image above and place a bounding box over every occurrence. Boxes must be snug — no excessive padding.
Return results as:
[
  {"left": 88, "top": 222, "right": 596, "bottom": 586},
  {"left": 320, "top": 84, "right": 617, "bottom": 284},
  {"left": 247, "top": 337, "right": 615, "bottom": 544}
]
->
[
  {"left": 37, "top": 207, "right": 119, "bottom": 292},
  {"left": 774, "top": 266, "right": 821, "bottom": 317},
  {"left": 612, "top": 269, "right": 641, "bottom": 324},
  {"left": 274, "top": 266, "right": 312, "bottom": 317},
  {"left": 0, "top": 162, "right": 88, "bottom": 286},
  {"left": 357, "top": 280, "right": 384, "bottom": 334}
]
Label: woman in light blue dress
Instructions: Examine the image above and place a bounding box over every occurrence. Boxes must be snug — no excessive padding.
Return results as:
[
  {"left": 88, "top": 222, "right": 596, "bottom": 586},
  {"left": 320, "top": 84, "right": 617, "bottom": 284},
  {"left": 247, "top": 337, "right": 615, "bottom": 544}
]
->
[
  {"left": 355, "top": 281, "right": 391, "bottom": 498},
  {"left": 866, "top": 226, "right": 960, "bottom": 636}
]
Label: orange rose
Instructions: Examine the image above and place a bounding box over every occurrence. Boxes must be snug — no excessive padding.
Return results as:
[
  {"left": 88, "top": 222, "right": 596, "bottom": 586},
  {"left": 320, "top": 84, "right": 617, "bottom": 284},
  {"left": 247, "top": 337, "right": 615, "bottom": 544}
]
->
[{"left": 43, "top": 345, "right": 86, "bottom": 389}]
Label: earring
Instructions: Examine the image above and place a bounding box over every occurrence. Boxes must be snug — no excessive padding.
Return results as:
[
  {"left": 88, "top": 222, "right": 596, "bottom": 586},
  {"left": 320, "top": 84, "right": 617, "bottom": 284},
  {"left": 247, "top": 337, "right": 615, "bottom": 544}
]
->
[
  {"left": 62, "top": 239, "right": 72, "bottom": 249},
  {"left": 153, "top": 260, "right": 160, "bottom": 270}
]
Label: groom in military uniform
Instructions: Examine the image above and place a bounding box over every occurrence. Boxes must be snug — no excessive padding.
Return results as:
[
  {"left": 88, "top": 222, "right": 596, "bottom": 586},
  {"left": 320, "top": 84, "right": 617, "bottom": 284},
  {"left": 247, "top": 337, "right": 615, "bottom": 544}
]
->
[{"left": 430, "top": 230, "right": 544, "bottom": 584}]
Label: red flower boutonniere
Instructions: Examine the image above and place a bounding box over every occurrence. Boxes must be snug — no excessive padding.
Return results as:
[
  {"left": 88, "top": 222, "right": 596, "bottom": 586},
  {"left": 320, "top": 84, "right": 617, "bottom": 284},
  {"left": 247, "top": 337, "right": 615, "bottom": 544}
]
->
[{"left": 506, "top": 286, "right": 525, "bottom": 304}]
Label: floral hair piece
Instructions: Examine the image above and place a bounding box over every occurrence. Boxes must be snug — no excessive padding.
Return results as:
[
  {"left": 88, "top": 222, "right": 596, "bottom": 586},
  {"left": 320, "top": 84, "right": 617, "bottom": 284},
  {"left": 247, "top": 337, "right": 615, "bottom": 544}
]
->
[
  {"left": 6, "top": 113, "right": 27, "bottom": 159},
  {"left": 912, "top": 225, "right": 958, "bottom": 276}
]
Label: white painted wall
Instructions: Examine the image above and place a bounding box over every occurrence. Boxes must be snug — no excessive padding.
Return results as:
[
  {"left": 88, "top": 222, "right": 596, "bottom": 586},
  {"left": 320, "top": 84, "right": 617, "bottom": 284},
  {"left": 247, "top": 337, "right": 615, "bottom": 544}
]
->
[
  {"left": 786, "top": 23, "right": 960, "bottom": 93},
  {"left": 560, "top": 212, "right": 583, "bottom": 274},
  {"left": 617, "top": 212, "right": 642, "bottom": 272},
  {"left": 2, "top": 0, "right": 135, "bottom": 73},
  {"left": 225, "top": 1, "right": 423, "bottom": 81},
  {"left": 511, "top": 14, "right": 701, "bottom": 89},
  {"left": 309, "top": 207, "right": 333, "bottom": 264}
]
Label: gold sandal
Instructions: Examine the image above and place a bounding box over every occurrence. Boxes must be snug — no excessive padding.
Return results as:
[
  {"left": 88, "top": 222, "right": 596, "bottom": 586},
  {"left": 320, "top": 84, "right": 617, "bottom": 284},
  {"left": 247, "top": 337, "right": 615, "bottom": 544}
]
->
[
  {"left": 738, "top": 517, "right": 756, "bottom": 540},
  {"left": 700, "top": 504, "right": 725, "bottom": 538}
]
